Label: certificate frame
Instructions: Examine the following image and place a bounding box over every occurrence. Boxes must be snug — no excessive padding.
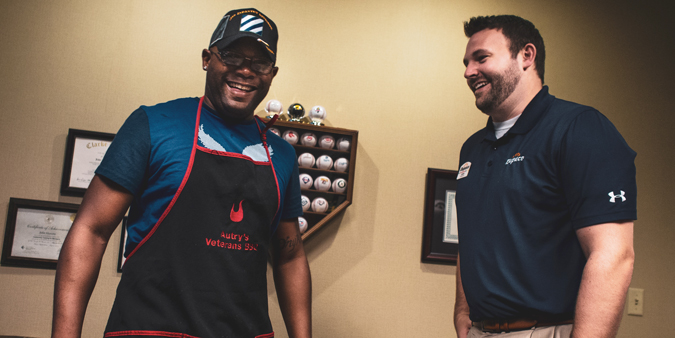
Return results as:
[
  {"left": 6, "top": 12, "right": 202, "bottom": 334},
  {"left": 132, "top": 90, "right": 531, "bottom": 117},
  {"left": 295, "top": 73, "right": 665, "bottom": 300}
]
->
[
  {"left": 1, "top": 198, "right": 79, "bottom": 270},
  {"left": 60, "top": 128, "right": 116, "bottom": 196},
  {"left": 421, "top": 168, "right": 459, "bottom": 265}
]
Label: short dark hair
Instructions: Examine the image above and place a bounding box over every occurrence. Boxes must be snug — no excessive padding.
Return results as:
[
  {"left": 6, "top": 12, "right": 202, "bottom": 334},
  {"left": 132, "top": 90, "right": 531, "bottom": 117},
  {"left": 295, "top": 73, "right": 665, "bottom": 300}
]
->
[{"left": 464, "top": 15, "right": 546, "bottom": 82}]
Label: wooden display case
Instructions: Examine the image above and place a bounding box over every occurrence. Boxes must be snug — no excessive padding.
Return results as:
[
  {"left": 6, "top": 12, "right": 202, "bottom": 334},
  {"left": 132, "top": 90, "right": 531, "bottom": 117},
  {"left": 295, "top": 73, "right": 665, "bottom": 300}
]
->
[{"left": 268, "top": 120, "right": 358, "bottom": 240}]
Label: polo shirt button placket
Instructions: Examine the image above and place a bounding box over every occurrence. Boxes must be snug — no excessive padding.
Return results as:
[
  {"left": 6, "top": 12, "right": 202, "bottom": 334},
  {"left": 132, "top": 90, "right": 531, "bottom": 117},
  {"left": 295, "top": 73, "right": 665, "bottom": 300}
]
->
[{"left": 489, "top": 143, "right": 500, "bottom": 167}]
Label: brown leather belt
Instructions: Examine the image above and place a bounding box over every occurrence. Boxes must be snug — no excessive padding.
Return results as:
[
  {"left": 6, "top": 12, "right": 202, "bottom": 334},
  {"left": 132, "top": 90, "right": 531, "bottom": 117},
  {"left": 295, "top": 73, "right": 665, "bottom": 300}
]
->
[{"left": 472, "top": 318, "right": 574, "bottom": 333}]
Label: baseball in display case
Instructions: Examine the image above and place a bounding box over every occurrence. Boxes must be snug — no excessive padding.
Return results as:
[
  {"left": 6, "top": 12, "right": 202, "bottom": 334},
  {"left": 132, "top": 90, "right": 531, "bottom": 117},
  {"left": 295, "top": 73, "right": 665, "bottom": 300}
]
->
[{"left": 263, "top": 118, "right": 358, "bottom": 241}]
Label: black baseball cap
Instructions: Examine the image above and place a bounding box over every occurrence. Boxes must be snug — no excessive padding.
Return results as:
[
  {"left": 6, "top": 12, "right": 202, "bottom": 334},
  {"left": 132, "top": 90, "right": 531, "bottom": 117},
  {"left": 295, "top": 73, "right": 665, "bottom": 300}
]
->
[{"left": 209, "top": 8, "right": 278, "bottom": 62}]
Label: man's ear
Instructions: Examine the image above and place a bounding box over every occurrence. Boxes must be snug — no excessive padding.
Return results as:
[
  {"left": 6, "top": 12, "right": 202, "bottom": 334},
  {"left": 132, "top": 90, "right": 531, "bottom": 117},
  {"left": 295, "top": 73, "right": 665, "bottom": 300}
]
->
[
  {"left": 521, "top": 43, "right": 537, "bottom": 71},
  {"left": 202, "top": 49, "right": 212, "bottom": 70}
]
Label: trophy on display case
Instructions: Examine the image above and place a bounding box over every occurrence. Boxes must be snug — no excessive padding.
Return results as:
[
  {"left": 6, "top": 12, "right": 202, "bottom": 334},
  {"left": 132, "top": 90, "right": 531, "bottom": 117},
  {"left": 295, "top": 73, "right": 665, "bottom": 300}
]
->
[{"left": 288, "top": 103, "right": 305, "bottom": 122}]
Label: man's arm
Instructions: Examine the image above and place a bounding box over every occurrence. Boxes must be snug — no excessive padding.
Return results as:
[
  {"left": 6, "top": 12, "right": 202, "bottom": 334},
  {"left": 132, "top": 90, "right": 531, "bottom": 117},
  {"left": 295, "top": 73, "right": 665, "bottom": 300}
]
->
[
  {"left": 572, "top": 221, "right": 634, "bottom": 338},
  {"left": 453, "top": 255, "right": 472, "bottom": 338},
  {"left": 270, "top": 218, "right": 312, "bottom": 338},
  {"left": 52, "top": 175, "right": 134, "bottom": 338}
]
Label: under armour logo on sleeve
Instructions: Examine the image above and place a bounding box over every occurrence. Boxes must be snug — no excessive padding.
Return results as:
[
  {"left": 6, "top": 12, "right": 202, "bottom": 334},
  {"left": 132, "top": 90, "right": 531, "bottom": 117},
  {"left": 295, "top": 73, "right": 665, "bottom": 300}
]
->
[{"left": 608, "top": 190, "right": 626, "bottom": 203}]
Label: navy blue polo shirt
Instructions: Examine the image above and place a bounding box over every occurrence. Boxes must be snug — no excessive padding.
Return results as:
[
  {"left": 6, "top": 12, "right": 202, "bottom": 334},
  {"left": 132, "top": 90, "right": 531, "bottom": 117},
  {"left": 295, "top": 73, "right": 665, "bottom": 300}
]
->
[{"left": 455, "top": 86, "right": 636, "bottom": 321}]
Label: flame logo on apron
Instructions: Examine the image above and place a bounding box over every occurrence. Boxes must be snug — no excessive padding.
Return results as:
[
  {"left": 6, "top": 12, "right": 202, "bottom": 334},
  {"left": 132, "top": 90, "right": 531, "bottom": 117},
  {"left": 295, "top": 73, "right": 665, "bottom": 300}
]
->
[{"left": 230, "top": 200, "right": 244, "bottom": 222}]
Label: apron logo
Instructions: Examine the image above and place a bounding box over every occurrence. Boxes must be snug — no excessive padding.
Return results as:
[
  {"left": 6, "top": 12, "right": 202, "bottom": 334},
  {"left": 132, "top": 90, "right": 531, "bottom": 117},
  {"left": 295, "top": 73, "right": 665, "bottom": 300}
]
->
[{"left": 230, "top": 200, "right": 244, "bottom": 222}]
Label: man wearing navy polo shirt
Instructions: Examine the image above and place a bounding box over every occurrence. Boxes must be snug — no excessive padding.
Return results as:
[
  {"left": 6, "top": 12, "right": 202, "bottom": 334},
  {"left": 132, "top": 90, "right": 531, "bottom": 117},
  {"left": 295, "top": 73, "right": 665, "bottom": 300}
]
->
[{"left": 453, "top": 15, "right": 636, "bottom": 338}]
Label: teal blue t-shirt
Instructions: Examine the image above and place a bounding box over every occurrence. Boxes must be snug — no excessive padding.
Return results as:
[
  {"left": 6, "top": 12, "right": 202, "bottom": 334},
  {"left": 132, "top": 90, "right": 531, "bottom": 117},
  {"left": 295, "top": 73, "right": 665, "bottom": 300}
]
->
[{"left": 96, "top": 97, "right": 302, "bottom": 255}]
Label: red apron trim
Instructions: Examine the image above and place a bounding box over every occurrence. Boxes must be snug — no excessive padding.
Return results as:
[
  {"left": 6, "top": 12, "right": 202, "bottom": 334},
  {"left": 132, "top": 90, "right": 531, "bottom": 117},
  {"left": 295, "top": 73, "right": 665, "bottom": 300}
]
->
[
  {"left": 105, "top": 330, "right": 272, "bottom": 338},
  {"left": 255, "top": 116, "right": 281, "bottom": 223},
  {"left": 197, "top": 145, "right": 272, "bottom": 165},
  {"left": 124, "top": 96, "right": 205, "bottom": 261},
  {"left": 104, "top": 330, "right": 200, "bottom": 338},
  {"left": 262, "top": 114, "right": 279, "bottom": 133}
]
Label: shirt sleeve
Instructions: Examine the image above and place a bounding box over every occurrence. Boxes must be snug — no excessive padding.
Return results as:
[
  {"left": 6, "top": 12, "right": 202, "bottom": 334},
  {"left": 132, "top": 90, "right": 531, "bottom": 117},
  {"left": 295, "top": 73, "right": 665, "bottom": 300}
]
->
[
  {"left": 560, "top": 110, "right": 637, "bottom": 229},
  {"left": 95, "top": 108, "right": 151, "bottom": 196}
]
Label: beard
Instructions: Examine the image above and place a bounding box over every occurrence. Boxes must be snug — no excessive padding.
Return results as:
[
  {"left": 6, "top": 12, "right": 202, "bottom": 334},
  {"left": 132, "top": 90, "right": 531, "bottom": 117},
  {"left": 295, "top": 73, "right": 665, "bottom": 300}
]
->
[{"left": 475, "top": 61, "right": 521, "bottom": 114}]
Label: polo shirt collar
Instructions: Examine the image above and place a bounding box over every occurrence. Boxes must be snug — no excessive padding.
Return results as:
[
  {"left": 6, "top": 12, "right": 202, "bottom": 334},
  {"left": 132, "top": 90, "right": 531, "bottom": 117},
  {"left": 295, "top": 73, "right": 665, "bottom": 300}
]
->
[{"left": 482, "top": 86, "right": 555, "bottom": 142}]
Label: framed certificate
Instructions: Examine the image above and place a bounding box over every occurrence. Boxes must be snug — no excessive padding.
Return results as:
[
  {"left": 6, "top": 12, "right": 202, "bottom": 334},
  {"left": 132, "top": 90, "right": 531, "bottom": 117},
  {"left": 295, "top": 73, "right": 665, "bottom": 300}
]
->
[
  {"left": 1, "top": 198, "right": 79, "bottom": 269},
  {"left": 60, "top": 128, "right": 115, "bottom": 196},
  {"left": 421, "top": 168, "right": 458, "bottom": 265}
]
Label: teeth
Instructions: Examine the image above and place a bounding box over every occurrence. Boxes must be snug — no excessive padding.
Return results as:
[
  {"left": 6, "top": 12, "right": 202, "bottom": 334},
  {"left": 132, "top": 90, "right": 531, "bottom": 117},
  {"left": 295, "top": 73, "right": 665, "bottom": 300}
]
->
[
  {"left": 228, "top": 82, "right": 254, "bottom": 91},
  {"left": 475, "top": 82, "right": 487, "bottom": 90}
]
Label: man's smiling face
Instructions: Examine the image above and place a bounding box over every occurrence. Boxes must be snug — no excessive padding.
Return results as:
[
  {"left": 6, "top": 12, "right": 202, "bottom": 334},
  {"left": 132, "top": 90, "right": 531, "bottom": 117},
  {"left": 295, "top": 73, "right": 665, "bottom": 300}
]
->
[
  {"left": 203, "top": 37, "right": 278, "bottom": 122},
  {"left": 463, "top": 29, "right": 521, "bottom": 115}
]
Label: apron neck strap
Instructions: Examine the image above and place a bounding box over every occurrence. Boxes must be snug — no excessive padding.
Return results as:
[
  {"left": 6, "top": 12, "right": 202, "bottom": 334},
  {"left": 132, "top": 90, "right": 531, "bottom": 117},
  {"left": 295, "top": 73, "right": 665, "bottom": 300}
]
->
[
  {"left": 255, "top": 114, "right": 278, "bottom": 143},
  {"left": 259, "top": 114, "right": 279, "bottom": 134}
]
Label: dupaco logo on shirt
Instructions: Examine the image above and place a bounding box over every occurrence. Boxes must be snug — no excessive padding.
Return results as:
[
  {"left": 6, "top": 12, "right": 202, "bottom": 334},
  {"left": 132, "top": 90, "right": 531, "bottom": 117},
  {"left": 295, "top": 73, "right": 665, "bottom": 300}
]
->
[{"left": 505, "top": 153, "right": 525, "bottom": 165}]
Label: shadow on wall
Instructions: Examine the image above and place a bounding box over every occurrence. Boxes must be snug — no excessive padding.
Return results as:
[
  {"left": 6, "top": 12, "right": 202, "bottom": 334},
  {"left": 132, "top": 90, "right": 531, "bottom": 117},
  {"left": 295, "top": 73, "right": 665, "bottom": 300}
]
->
[{"left": 420, "top": 261, "right": 456, "bottom": 276}]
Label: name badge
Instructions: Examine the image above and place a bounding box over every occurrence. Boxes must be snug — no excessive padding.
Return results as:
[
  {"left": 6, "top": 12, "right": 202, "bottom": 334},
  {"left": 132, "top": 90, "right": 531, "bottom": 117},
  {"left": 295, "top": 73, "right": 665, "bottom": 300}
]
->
[{"left": 457, "top": 162, "right": 471, "bottom": 180}]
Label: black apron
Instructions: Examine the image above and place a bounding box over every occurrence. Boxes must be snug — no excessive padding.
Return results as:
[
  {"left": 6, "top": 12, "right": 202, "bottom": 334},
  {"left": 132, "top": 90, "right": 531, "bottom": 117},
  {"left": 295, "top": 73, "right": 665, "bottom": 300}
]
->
[{"left": 105, "top": 97, "right": 280, "bottom": 338}]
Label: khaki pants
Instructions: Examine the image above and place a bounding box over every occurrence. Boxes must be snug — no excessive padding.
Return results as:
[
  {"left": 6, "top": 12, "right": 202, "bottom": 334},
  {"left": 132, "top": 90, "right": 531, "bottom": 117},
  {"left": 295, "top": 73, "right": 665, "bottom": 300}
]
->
[{"left": 468, "top": 324, "right": 573, "bottom": 338}]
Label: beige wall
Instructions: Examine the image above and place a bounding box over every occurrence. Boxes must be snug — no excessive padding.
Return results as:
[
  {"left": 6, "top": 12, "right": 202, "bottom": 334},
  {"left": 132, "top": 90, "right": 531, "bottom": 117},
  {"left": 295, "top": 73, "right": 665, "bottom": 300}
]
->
[{"left": 1, "top": 0, "right": 673, "bottom": 337}]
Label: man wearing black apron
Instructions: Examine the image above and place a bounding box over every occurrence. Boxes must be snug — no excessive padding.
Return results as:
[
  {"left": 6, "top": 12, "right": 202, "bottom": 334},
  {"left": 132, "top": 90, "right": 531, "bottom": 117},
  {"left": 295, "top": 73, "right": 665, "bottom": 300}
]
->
[{"left": 53, "top": 8, "right": 312, "bottom": 338}]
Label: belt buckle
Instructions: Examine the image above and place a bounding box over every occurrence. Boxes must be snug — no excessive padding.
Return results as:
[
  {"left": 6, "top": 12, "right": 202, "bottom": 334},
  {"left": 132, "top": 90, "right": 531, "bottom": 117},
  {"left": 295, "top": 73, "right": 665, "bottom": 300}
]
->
[
  {"left": 472, "top": 320, "right": 489, "bottom": 332},
  {"left": 499, "top": 318, "right": 509, "bottom": 333},
  {"left": 483, "top": 319, "right": 500, "bottom": 333},
  {"left": 478, "top": 318, "right": 539, "bottom": 333}
]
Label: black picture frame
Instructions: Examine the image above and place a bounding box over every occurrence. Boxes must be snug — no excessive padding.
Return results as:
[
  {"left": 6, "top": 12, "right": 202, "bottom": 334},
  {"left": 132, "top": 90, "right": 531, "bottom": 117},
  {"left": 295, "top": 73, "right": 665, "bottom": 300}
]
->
[
  {"left": 60, "top": 128, "right": 116, "bottom": 196},
  {"left": 1, "top": 198, "right": 79, "bottom": 270},
  {"left": 421, "top": 168, "right": 459, "bottom": 265},
  {"left": 117, "top": 217, "right": 128, "bottom": 273}
]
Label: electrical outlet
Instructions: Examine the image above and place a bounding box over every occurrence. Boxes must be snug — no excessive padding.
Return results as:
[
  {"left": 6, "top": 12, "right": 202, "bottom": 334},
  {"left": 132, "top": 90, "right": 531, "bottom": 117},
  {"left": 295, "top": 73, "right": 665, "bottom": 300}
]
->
[{"left": 627, "top": 287, "right": 644, "bottom": 316}]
